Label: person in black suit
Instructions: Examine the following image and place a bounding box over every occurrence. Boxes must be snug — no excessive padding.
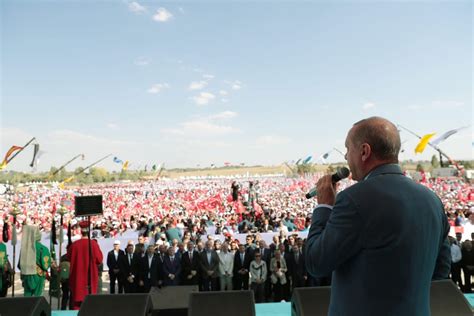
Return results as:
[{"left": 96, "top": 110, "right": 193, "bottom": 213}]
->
[
  {"left": 139, "top": 245, "right": 160, "bottom": 292},
  {"left": 107, "top": 240, "right": 125, "bottom": 294},
  {"left": 233, "top": 243, "right": 252, "bottom": 290},
  {"left": 279, "top": 243, "right": 291, "bottom": 300},
  {"left": 289, "top": 245, "right": 307, "bottom": 289},
  {"left": 181, "top": 242, "right": 199, "bottom": 285},
  {"left": 120, "top": 244, "right": 137, "bottom": 293},
  {"left": 163, "top": 246, "right": 181, "bottom": 286},
  {"left": 257, "top": 240, "right": 272, "bottom": 301},
  {"left": 199, "top": 240, "right": 220, "bottom": 291}
]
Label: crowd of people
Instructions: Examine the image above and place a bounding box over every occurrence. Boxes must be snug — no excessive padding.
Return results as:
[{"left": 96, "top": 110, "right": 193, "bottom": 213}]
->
[{"left": 0, "top": 170, "right": 472, "bottom": 308}]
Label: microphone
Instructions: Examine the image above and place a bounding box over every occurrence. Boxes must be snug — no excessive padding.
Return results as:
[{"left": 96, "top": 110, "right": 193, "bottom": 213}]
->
[{"left": 305, "top": 167, "right": 350, "bottom": 199}]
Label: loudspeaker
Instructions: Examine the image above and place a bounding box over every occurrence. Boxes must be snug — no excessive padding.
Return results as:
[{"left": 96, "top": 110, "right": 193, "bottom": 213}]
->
[
  {"left": 188, "top": 290, "right": 255, "bottom": 316},
  {"left": 430, "top": 279, "right": 472, "bottom": 316},
  {"left": 150, "top": 285, "right": 198, "bottom": 316},
  {"left": 0, "top": 297, "right": 51, "bottom": 316},
  {"left": 291, "top": 286, "right": 330, "bottom": 316},
  {"left": 75, "top": 195, "right": 103, "bottom": 216},
  {"left": 78, "top": 294, "right": 153, "bottom": 316}
]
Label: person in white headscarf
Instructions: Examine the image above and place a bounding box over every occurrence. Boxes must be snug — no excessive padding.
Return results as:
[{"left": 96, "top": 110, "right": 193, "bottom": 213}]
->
[{"left": 19, "top": 225, "right": 51, "bottom": 296}]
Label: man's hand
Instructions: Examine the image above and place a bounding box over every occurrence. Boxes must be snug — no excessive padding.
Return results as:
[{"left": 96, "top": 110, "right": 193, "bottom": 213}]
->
[{"left": 316, "top": 174, "right": 337, "bottom": 206}]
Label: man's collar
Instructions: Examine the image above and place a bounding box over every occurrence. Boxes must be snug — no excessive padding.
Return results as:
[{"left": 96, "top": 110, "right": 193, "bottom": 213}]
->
[{"left": 363, "top": 163, "right": 403, "bottom": 180}]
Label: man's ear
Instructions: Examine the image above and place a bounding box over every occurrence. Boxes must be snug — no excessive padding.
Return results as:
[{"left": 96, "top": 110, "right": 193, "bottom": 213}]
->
[{"left": 360, "top": 143, "right": 371, "bottom": 162}]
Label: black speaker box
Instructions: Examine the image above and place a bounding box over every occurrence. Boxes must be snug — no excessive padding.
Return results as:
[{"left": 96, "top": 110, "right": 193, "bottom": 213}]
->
[
  {"left": 188, "top": 290, "right": 255, "bottom": 316},
  {"left": 430, "top": 279, "right": 472, "bottom": 316},
  {"left": 0, "top": 296, "right": 51, "bottom": 316},
  {"left": 291, "top": 286, "right": 331, "bottom": 316},
  {"left": 75, "top": 195, "right": 103, "bottom": 216},
  {"left": 149, "top": 285, "right": 199, "bottom": 316},
  {"left": 291, "top": 281, "right": 474, "bottom": 316},
  {"left": 77, "top": 294, "right": 153, "bottom": 316}
]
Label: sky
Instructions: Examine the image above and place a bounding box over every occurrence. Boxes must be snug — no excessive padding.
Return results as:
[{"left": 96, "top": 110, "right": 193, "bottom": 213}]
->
[{"left": 1, "top": 0, "right": 472, "bottom": 172}]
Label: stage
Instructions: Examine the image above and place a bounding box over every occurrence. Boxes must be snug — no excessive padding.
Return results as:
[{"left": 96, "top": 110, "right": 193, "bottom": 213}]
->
[{"left": 49, "top": 295, "right": 474, "bottom": 316}]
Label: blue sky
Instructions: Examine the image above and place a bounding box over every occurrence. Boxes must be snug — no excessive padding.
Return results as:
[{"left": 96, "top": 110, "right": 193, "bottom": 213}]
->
[{"left": 1, "top": 0, "right": 472, "bottom": 172}]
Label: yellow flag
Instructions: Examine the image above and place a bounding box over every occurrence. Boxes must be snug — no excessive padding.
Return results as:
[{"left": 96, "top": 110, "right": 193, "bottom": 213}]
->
[
  {"left": 59, "top": 176, "right": 74, "bottom": 190},
  {"left": 0, "top": 161, "right": 6, "bottom": 171},
  {"left": 415, "top": 133, "right": 436, "bottom": 154},
  {"left": 122, "top": 161, "right": 129, "bottom": 171}
]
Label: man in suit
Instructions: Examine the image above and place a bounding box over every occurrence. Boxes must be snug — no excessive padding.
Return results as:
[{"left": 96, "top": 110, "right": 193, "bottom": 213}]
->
[
  {"left": 233, "top": 243, "right": 252, "bottom": 290},
  {"left": 107, "top": 240, "right": 125, "bottom": 294},
  {"left": 139, "top": 245, "right": 160, "bottom": 292},
  {"left": 163, "top": 246, "right": 181, "bottom": 286},
  {"left": 289, "top": 244, "right": 306, "bottom": 289},
  {"left": 120, "top": 243, "right": 137, "bottom": 293},
  {"left": 199, "top": 240, "right": 220, "bottom": 291},
  {"left": 181, "top": 242, "right": 199, "bottom": 285},
  {"left": 257, "top": 240, "right": 272, "bottom": 301},
  {"left": 305, "top": 117, "right": 451, "bottom": 316}
]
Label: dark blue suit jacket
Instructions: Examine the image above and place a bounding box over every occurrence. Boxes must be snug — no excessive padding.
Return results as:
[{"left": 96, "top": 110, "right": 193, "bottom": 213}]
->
[
  {"left": 305, "top": 164, "right": 451, "bottom": 316},
  {"left": 163, "top": 255, "right": 181, "bottom": 286}
]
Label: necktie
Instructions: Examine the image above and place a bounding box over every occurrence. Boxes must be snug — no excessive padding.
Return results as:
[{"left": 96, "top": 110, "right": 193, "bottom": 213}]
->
[
  {"left": 129, "top": 254, "right": 132, "bottom": 265},
  {"left": 190, "top": 252, "right": 193, "bottom": 261}
]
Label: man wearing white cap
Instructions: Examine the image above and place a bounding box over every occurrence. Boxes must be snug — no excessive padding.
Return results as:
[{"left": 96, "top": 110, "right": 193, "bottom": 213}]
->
[{"left": 107, "top": 240, "right": 125, "bottom": 294}]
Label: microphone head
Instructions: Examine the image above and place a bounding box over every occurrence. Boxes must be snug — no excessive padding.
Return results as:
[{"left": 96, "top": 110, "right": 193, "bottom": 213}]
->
[{"left": 336, "top": 167, "right": 350, "bottom": 180}]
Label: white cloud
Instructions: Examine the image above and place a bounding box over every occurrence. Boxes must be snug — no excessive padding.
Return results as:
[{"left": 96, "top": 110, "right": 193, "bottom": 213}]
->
[
  {"left": 129, "top": 2, "right": 147, "bottom": 14},
  {"left": 191, "top": 92, "right": 215, "bottom": 105},
  {"left": 188, "top": 81, "right": 208, "bottom": 90},
  {"left": 221, "top": 98, "right": 229, "bottom": 103},
  {"left": 107, "top": 123, "right": 119, "bottom": 130},
  {"left": 431, "top": 100, "right": 464, "bottom": 109},
  {"left": 362, "top": 102, "right": 376, "bottom": 111},
  {"left": 153, "top": 8, "right": 173, "bottom": 22},
  {"left": 256, "top": 135, "right": 291, "bottom": 145},
  {"left": 203, "top": 74, "right": 214, "bottom": 80},
  {"left": 178, "top": 7, "right": 185, "bottom": 14},
  {"left": 231, "top": 83, "right": 241, "bottom": 90},
  {"left": 161, "top": 111, "right": 240, "bottom": 136},
  {"left": 181, "top": 121, "right": 238, "bottom": 134},
  {"left": 219, "top": 90, "right": 228, "bottom": 96},
  {"left": 134, "top": 56, "right": 150, "bottom": 66},
  {"left": 147, "top": 83, "right": 170, "bottom": 94},
  {"left": 209, "top": 111, "right": 238, "bottom": 120}
]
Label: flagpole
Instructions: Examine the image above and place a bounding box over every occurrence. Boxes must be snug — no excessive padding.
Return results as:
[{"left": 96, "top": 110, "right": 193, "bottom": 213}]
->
[
  {"left": 397, "top": 124, "right": 465, "bottom": 176},
  {"left": 51, "top": 154, "right": 84, "bottom": 177},
  {"left": 76, "top": 154, "right": 112, "bottom": 175},
  {"left": 10, "top": 205, "right": 20, "bottom": 298},
  {"left": 6, "top": 137, "right": 36, "bottom": 164},
  {"left": 333, "top": 148, "right": 345, "bottom": 158}
]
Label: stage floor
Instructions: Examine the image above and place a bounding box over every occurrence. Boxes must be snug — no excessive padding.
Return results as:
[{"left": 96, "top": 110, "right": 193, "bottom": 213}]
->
[
  {"left": 51, "top": 302, "right": 292, "bottom": 316},
  {"left": 51, "top": 296, "right": 474, "bottom": 316}
]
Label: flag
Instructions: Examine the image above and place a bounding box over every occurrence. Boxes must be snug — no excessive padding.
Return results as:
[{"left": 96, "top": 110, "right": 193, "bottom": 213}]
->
[
  {"left": 113, "top": 157, "right": 123, "bottom": 164},
  {"left": 144, "top": 164, "right": 148, "bottom": 172},
  {"left": 415, "top": 133, "right": 436, "bottom": 154},
  {"left": 122, "top": 161, "right": 129, "bottom": 171},
  {"left": 29, "top": 144, "right": 40, "bottom": 167},
  {"left": 295, "top": 158, "right": 302, "bottom": 165},
  {"left": 58, "top": 216, "right": 64, "bottom": 244},
  {"left": 67, "top": 222, "right": 72, "bottom": 246},
  {"left": 152, "top": 164, "right": 157, "bottom": 171},
  {"left": 0, "top": 146, "right": 23, "bottom": 170},
  {"left": 51, "top": 218, "right": 57, "bottom": 245},
  {"left": 2, "top": 222, "right": 8, "bottom": 242},
  {"left": 11, "top": 223, "right": 17, "bottom": 246},
  {"left": 431, "top": 126, "right": 469, "bottom": 146},
  {"left": 322, "top": 152, "right": 330, "bottom": 159},
  {"left": 224, "top": 162, "right": 231, "bottom": 166},
  {"left": 302, "top": 156, "right": 312, "bottom": 164},
  {"left": 59, "top": 176, "right": 74, "bottom": 190}
]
